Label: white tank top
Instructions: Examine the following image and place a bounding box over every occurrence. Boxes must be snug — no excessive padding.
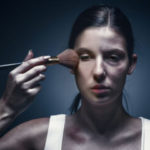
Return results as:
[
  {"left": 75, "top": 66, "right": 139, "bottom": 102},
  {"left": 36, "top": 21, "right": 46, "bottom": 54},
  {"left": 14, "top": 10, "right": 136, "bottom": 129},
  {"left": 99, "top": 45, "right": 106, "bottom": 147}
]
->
[{"left": 44, "top": 114, "right": 150, "bottom": 150}]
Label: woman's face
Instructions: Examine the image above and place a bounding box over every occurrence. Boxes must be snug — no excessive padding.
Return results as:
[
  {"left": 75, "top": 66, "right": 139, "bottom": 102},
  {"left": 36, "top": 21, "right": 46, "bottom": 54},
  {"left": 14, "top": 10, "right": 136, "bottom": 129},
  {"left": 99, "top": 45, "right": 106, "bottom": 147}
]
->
[{"left": 74, "top": 27, "right": 135, "bottom": 105}]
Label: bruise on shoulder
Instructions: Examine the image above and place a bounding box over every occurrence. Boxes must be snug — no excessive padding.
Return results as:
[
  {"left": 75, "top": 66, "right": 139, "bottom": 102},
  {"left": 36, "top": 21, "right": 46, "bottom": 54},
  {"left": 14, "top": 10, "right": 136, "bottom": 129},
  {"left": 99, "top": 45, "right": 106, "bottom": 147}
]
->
[{"left": 67, "top": 125, "right": 88, "bottom": 144}]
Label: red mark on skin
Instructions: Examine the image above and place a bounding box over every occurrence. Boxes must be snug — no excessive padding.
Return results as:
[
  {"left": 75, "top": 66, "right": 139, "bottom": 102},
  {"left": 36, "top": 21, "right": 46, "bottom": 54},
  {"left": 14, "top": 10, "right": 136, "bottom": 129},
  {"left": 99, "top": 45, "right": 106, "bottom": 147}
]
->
[{"left": 67, "top": 126, "right": 87, "bottom": 144}]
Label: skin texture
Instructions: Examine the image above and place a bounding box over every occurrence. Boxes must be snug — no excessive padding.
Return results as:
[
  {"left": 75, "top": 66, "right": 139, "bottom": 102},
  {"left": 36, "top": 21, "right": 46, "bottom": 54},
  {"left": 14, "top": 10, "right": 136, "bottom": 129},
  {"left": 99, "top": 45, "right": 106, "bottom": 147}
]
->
[
  {"left": 0, "top": 51, "right": 50, "bottom": 149},
  {"left": 74, "top": 27, "right": 135, "bottom": 105},
  {"left": 0, "top": 50, "right": 50, "bottom": 132},
  {"left": 0, "top": 27, "right": 141, "bottom": 150},
  {"left": 0, "top": 118, "right": 49, "bottom": 150},
  {"left": 62, "top": 27, "right": 140, "bottom": 150}
]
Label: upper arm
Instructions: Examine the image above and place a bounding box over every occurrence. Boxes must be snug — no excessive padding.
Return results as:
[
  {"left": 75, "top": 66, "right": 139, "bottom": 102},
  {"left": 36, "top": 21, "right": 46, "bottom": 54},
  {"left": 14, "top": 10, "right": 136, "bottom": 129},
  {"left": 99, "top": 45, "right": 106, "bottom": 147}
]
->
[{"left": 0, "top": 118, "right": 49, "bottom": 150}]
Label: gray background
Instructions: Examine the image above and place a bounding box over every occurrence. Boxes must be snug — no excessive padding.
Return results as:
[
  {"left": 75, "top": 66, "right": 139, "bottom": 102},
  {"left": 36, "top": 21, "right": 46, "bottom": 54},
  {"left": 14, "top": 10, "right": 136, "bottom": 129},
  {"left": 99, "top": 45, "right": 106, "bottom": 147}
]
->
[{"left": 0, "top": 0, "right": 150, "bottom": 130}]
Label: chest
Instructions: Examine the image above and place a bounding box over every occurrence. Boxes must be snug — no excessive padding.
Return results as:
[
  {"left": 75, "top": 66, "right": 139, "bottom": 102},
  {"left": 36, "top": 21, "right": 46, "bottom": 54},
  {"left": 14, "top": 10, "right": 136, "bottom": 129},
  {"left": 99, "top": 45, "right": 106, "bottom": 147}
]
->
[
  {"left": 62, "top": 124, "right": 141, "bottom": 150},
  {"left": 62, "top": 134, "right": 141, "bottom": 150}
]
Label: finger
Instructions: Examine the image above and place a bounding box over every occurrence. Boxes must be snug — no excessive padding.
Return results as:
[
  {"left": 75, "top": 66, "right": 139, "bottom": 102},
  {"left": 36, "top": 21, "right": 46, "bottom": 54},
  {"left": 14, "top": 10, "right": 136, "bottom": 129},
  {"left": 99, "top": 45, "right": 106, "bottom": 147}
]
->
[
  {"left": 26, "top": 85, "right": 41, "bottom": 97},
  {"left": 22, "top": 74, "right": 45, "bottom": 89},
  {"left": 24, "top": 50, "right": 34, "bottom": 61},
  {"left": 11, "top": 55, "right": 50, "bottom": 75},
  {"left": 13, "top": 65, "right": 46, "bottom": 84}
]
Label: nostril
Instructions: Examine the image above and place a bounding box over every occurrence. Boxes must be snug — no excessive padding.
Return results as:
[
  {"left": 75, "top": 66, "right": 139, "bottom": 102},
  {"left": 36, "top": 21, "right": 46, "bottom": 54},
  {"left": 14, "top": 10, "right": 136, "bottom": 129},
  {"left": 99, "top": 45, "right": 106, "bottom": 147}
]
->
[{"left": 94, "top": 71, "right": 106, "bottom": 82}]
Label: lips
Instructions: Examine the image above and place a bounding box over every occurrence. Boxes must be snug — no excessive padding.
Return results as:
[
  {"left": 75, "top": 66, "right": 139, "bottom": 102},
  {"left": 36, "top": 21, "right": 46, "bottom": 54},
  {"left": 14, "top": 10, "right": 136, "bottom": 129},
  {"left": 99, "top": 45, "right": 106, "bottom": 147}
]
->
[
  {"left": 91, "top": 84, "right": 110, "bottom": 95},
  {"left": 92, "top": 84, "right": 109, "bottom": 89}
]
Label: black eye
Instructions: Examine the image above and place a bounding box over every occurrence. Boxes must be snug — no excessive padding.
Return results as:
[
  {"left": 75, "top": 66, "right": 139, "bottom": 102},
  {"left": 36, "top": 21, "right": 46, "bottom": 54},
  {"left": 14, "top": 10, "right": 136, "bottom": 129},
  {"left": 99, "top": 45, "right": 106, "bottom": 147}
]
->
[{"left": 109, "top": 55, "right": 120, "bottom": 61}]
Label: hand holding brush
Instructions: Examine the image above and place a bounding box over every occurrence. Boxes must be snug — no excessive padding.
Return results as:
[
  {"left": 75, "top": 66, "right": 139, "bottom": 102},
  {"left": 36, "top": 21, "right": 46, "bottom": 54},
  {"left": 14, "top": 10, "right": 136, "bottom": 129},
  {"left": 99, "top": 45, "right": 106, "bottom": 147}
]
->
[
  {"left": 0, "top": 49, "right": 79, "bottom": 70},
  {"left": 0, "top": 49, "right": 79, "bottom": 118}
]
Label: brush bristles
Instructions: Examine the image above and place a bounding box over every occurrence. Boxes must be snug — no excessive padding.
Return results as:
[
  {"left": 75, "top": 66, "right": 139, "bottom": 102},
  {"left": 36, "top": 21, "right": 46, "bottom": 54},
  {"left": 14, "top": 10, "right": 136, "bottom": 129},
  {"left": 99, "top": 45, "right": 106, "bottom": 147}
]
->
[{"left": 57, "top": 49, "right": 79, "bottom": 69}]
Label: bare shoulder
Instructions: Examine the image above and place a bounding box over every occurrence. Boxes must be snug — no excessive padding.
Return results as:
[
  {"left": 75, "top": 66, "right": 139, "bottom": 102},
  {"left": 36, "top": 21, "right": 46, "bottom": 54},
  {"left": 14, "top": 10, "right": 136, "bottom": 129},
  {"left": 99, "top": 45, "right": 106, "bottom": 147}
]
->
[{"left": 0, "top": 117, "right": 50, "bottom": 150}]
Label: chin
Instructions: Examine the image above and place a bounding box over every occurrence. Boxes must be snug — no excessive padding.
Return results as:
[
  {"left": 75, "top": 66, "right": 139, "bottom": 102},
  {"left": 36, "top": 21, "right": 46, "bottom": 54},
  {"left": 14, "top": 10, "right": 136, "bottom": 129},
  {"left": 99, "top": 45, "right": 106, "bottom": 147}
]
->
[{"left": 83, "top": 93, "right": 114, "bottom": 106}]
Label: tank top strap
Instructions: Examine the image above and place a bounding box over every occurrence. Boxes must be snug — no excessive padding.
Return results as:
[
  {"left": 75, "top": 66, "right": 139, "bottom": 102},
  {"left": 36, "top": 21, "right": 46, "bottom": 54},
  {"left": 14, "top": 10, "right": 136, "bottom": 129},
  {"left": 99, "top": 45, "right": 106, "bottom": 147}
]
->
[
  {"left": 140, "top": 117, "right": 150, "bottom": 150},
  {"left": 44, "top": 114, "right": 66, "bottom": 150}
]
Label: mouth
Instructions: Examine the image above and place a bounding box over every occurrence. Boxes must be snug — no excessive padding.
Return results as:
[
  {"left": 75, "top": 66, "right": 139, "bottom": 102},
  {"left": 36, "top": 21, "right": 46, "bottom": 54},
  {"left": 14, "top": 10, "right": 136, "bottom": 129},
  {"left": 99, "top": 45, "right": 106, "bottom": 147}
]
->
[{"left": 91, "top": 85, "right": 110, "bottom": 96}]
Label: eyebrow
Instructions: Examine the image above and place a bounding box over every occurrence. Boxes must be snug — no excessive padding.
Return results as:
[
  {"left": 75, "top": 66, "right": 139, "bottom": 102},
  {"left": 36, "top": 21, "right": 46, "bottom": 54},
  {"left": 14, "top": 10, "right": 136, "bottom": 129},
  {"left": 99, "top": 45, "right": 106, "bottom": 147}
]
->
[
  {"left": 75, "top": 48, "right": 94, "bottom": 55},
  {"left": 76, "top": 47, "right": 126, "bottom": 54},
  {"left": 104, "top": 49, "right": 126, "bottom": 55}
]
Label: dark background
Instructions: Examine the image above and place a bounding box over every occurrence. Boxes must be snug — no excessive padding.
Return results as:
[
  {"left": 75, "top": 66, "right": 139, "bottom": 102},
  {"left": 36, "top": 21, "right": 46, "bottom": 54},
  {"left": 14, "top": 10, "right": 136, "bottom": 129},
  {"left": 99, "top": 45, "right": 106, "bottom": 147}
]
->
[{"left": 0, "top": 0, "right": 150, "bottom": 130}]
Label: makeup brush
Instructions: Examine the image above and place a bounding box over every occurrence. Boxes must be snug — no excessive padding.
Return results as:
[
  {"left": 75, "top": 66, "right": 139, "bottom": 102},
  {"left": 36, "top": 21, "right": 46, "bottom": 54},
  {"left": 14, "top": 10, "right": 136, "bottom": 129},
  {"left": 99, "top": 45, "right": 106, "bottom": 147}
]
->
[{"left": 0, "top": 49, "right": 79, "bottom": 70}]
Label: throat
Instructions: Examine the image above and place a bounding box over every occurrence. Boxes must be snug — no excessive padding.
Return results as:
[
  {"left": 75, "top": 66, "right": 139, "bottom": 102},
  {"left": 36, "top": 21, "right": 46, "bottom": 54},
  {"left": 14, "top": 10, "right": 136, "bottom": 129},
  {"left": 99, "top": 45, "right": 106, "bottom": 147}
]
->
[{"left": 75, "top": 100, "right": 130, "bottom": 135}]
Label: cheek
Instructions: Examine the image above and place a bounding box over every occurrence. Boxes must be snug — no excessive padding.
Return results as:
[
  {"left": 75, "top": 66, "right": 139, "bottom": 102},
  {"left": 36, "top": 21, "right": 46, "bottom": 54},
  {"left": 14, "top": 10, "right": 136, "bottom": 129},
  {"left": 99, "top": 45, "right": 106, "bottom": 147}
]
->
[
  {"left": 108, "top": 63, "right": 129, "bottom": 87},
  {"left": 75, "top": 62, "right": 94, "bottom": 87}
]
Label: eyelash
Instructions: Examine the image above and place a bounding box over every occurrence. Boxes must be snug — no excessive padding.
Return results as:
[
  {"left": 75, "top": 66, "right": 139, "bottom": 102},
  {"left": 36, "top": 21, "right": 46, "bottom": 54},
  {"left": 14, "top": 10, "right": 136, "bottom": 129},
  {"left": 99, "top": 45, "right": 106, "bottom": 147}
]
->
[
  {"left": 78, "top": 52, "right": 123, "bottom": 64},
  {"left": 108, "top": 54, "right": 121, "bottom": 62},
  {"left": 79, "top": 53, "right": 92, "bottom": 61}
]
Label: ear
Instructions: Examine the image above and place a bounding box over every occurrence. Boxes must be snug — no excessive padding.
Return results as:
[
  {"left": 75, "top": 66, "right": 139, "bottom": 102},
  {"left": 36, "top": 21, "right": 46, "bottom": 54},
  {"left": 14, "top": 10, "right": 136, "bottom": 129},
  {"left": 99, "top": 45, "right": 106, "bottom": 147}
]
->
[{"left": 127, "top": 53, "right": 137, "bottom": 74}]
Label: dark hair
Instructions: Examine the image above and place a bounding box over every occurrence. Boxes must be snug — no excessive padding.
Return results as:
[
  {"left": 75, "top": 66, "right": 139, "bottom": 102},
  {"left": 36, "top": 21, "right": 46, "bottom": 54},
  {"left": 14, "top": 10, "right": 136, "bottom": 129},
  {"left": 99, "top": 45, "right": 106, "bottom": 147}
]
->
[{"left": 69, "top": 5, "right": 134, "bottom": 114}]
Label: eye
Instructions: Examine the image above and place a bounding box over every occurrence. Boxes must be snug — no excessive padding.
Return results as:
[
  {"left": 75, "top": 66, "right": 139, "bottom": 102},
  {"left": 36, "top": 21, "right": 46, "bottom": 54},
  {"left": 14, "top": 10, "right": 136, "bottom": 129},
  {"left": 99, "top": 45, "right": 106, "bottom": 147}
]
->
[
  {"left": 109, "top": 54, "right": 120, "bottom": 62},
  {"left": 76, "top": 48, "right": 95, "bottom": 61},
  {"left": 79, "top": 53, "right": 91, "bottom": 61},
  {"left": 104, "top": 49, "right": 126, "bottom": 65},
  {"left": 105, "top": 53, "right": 124, "bottom": 65}
]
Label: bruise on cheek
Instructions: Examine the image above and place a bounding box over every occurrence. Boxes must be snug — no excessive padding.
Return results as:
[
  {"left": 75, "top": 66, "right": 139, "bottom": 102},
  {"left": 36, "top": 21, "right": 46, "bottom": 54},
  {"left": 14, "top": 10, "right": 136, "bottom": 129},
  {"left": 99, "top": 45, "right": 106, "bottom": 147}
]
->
[
  {"left": 67, "top": 126, "right": 87, "bottom": 144},
  {"left": 109, "top": 62, "right": 128, "bottom": 76},
  {"left": 117, "top": 63, "right": 129, "bottom": 75}
]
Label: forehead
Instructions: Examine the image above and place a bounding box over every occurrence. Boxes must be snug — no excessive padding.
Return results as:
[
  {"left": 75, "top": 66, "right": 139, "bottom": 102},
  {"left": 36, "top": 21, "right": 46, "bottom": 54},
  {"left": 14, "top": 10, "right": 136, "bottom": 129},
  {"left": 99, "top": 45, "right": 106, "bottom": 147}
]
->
[{"left": 74, "top": 27, "right": 127, "bottom": 52}]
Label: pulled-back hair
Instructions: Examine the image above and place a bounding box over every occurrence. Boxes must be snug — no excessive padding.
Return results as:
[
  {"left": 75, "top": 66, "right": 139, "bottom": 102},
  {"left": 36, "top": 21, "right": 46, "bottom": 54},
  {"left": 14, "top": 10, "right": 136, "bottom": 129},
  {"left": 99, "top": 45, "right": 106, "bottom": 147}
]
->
[{"left": 69, "top": 5, "right": 134, "bottom": 114}]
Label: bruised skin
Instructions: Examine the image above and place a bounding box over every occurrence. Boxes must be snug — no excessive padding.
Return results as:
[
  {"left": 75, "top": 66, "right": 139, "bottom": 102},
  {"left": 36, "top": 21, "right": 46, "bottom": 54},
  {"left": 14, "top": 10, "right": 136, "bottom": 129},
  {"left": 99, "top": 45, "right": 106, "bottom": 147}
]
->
[
  {"left": 74, "top": 27, "right": 131, "bottom": 105},
  {"left": 72, "top": 26, "right": 137, "bottom": 133},
  {"left": 0, "top": 27, "right": 139, "bottom": 150},
  {"left": 61, "top": 27, "right": 140, "bottom": 150},
  {"left": 62, "top": 115, "right": 141, "bottom": 150}
]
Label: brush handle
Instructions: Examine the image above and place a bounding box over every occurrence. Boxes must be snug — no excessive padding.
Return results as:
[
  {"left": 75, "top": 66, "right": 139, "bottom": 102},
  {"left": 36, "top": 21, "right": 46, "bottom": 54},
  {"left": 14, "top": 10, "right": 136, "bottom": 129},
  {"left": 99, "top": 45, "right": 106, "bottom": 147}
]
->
[
  {"left": 0, "top": 57, "right": 59, "bottom": 70},
  {"left": 0, "top": 62, "right": 21, "bottom": 70}
]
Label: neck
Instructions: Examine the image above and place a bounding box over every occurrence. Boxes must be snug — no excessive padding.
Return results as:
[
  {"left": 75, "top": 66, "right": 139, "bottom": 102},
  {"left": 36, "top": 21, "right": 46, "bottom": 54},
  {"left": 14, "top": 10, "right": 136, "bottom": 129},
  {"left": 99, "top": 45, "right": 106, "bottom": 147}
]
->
[{"left": 75, "top": 95, "right": 130, "bottom": 135}]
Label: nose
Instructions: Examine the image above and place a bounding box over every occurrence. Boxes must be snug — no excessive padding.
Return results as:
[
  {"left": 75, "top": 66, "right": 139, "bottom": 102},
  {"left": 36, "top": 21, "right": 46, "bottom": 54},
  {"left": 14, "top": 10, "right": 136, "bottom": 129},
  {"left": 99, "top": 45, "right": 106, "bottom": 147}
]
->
[{"left": 93, "top": 56, "right": 106, "bottom": 82}]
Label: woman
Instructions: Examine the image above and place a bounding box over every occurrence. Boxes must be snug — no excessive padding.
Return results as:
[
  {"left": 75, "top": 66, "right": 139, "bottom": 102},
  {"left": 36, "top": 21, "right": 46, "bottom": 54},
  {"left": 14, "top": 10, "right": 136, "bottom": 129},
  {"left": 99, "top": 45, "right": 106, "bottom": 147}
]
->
[{"left": 0, "top": 4, "right": 149, "bottom": 150}]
